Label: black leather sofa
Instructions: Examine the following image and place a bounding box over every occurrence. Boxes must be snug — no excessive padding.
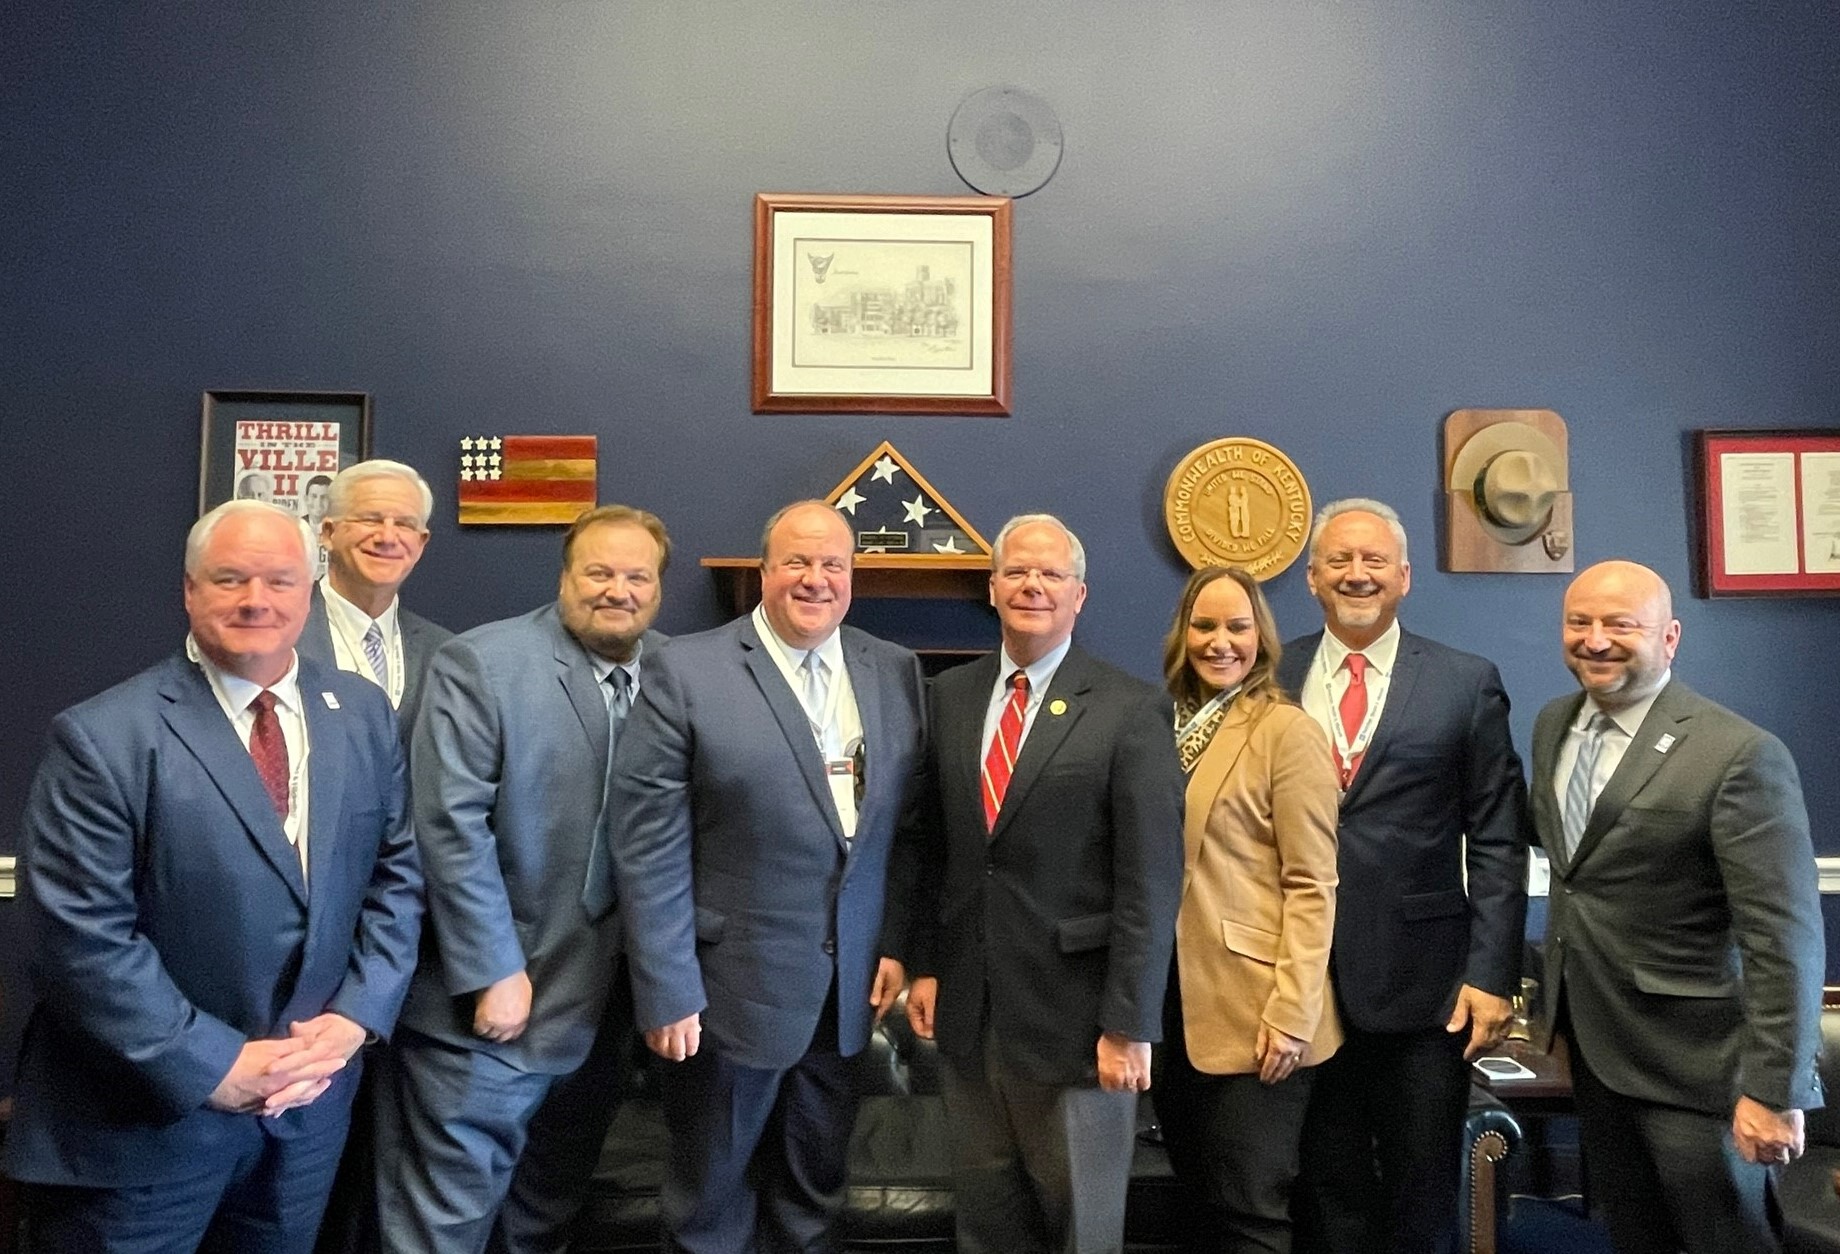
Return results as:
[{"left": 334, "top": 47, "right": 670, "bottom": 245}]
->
[{"left": 570, "top": 994, "right": 1521, "bottom": 1253}]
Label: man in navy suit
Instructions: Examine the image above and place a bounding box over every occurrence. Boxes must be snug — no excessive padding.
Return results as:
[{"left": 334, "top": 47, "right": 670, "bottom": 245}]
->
[
  {"left": 5, "top": 499, "right": 424, "bottom": 1254},
  {"left": 903, "top": 513, "right": 1185, "bottom": 1254},
  {"left": 611, "top": 499, "right": 927, "bottom": 1253},
  {"left": 297, "top": 459, "right": 452, "bottom": 741},
  {"left": 1279, "top": 498, "right": 1528, "bottom": 1254},
  {"left": 372, "top": 504, "right": 671, "bottom": 1253}
]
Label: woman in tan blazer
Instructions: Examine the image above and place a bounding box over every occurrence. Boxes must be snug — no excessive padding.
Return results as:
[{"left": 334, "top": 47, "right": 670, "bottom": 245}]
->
[{"left": 1153, "top": 565, "right": 1341, "bottom": 1253}]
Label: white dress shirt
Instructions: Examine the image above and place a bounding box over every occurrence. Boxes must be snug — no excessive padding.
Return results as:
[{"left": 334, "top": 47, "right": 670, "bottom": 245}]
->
[
  {"left": 320, "top": 576, "right": 405, "bottom": 708},
  {"left": 188, "top": 637, "right": 312, "bottom": 884},
  {"left": 979, "top": 637, "right": 1074, "bottom": 764},
  {"left": 1552, "top": 673, "right": 1672, "bottom": 819},
  {"left": 1299, "top": 620, "right": 1403, "bottom": 761},
  {"left": 752, "top": 606, "right": 863, "bottom": 838}
]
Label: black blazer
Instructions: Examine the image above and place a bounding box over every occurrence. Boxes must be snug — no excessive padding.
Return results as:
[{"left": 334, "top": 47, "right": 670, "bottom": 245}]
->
[
  {"left": 1277, "top": 629, "right": 1528, "bottom": 1033},
  {"left": 903, "top": 645, "right": 1184, "bottom": 1086}
]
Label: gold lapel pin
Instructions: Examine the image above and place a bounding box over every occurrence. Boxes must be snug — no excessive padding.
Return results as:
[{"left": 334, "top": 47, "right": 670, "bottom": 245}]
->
[{"left": 1049, "top": 699, "right": 1067, "bottom": 716}]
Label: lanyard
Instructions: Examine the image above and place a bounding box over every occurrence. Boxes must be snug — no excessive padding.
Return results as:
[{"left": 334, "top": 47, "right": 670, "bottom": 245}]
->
[
  {"left": 1174, "top": 685, "right": 1239, "bottom": 744},
  {"left": 328, "top": 605, "right": 406, "bottom": 707},
  {"left": 1321, "top": 660, "right": 1384, "bottom": 767}
]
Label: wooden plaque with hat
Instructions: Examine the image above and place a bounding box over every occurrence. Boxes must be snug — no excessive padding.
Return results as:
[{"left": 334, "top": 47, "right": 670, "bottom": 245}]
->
[{"left": 1443, "top": 408, "right": 1574, "bottom": 573}]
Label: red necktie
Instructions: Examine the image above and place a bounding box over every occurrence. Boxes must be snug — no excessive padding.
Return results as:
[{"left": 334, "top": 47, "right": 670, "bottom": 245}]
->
[
  {"left": 981, "top": 670, "right": 1029, "bottom": 832},
  {"left": 1335, "top": 653, "right": 1368, "bottom": 789},
  {"left": 249, "top": 690, "right": 290, "bottom": 819}
]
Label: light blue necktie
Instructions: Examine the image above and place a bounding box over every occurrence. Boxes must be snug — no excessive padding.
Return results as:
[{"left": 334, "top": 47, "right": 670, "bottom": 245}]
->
[
  {"left": 1561, "top": 712, "right": 1614, "bottom": 859},
  {"left": 582, "top": 667, "right": 634, "bottom": 922},
  {"left": 800, "top": 652, "right": 830, "bottom": 748},
  {"left": 361, "top": 622, "right": 390, "bottom": 690}
]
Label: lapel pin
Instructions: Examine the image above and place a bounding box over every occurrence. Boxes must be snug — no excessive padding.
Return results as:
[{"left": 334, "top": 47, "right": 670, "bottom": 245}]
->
[
  {"left": 321, "top": 692, "right": 341, "bottom": 710},
  {"left": 1049, "top": 699, "right": 1067, "bottom": 716},
  {"left": 1654, "top": 733, "right": 1675, "bottom": 754}
]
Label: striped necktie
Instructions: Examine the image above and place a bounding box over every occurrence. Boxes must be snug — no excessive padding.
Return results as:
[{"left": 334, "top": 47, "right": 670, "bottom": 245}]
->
[
  {"left": 1562, "top": 712, "right": 1614, "bottom": 858},
  {"left": 361, "top": 622, "right": 389, "bottom": 690},
  {"left": 980, "top": 670, "right": 1029, "bottom": 832}
]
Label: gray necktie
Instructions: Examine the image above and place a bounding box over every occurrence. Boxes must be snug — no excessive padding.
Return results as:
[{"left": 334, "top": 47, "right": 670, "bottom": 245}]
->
[
  {"left": 362, "top": 622, "right": 389, "bottom": 689},
  {"left": 1562, "top": 712, "right": 1614, "bottom": 859},
  {"left": 582, "top": 667, "right": 634, "bottom": 922},
  {"left": 799, "top": 652, "right": 829, "bottom": 744}
]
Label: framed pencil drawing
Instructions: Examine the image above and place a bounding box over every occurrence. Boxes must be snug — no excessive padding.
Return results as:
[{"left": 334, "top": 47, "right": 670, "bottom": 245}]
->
[{"left": 752, "top": 193, "right": 1012, "bottom": 416}]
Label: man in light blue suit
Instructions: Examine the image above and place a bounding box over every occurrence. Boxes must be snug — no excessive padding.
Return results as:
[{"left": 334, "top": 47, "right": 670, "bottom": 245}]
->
[
  {"left": 6, "top": 500, "right": 424, "bottom": 1253},
  {"left": 296, "top": 459, "right": 452, "bottom": 743},
  {"left": 373, "top": 504, "right": 671, "bottom": 1254},
  {"left": 612, "top": 500, "right": 926, "bottom": 1253}
]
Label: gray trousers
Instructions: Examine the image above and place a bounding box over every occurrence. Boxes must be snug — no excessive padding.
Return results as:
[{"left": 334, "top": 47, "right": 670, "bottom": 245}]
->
[{"left": 940, "top": 1030, "right": 1139, "bottom": 1254}]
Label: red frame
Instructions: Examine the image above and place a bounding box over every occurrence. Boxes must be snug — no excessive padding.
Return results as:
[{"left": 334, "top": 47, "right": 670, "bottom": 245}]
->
[{"left": 1694, "top": 429, "right": 1840, "bottom": 597}]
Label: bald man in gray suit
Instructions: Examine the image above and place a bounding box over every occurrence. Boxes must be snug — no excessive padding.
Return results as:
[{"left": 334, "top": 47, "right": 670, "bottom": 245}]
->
[{"left": 1532, "top": 560, "right": 1822, "bottom": 1254}]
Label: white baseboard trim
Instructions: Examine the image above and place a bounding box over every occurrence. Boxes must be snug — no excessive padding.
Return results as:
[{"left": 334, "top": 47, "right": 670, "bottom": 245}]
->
[
  {"left": 1820, "top": 857, "right": 1840, "bottom": 895},
  {"left": 0, "top": 855, "right": 13, "bottom": 899}
]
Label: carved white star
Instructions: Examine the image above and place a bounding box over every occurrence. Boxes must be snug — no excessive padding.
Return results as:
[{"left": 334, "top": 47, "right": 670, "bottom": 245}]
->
[
  {"left": 932, "top": 535, "right": 964, "bottom": 554},
  {"left": 836, "top": 486, "right": 866, "bottom": 514},
  {"left": 488, "top": 437, "right": 502, "bottom": 450},
  {"left": 901, "top": 494, "right": 933, "bottom": 526},
  {"left": 870, "top": 455, "right": 900, "bottom": 484},
  {"left": 488, "top": 453, "right": 501, "bottom": 467},
  {"left": 461, "top": 453, "right": 475, "bottom": 468},
  {"left": 461, "top": 437, "right": 476, "bottom": 451},
  {"left": 461, "top": 468, "right": 475, "bottom": 481}
]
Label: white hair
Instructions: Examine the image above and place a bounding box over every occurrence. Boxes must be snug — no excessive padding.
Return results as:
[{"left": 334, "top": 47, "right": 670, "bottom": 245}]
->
[
  {"left": 185, "top": 499, "right": 312, "bottom": 575},
  {"left": 992, "top": 513, "right": 1087, "bottom": 581},
  {"left": 1308, "top": 497, "right": 1410, "bottom": 565},
  {"left": 327, "top": 459, "right": 434, "bottom": 527}
]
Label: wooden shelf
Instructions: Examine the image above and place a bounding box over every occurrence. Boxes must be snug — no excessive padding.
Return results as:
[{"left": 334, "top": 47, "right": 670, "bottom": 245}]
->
[{"left": 702, "top": 555, "right": 990, "bottom": 616}]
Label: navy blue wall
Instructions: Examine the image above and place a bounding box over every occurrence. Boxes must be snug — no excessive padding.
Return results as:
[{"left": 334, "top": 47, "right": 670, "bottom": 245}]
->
[{"left": 3, "top": 1, "right": 1837, "bottom": 1073}]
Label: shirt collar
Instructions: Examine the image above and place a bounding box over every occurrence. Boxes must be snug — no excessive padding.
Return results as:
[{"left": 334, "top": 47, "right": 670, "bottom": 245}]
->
[
  {"left": 186, "top": 634, "right": 304, "bottom": 715},
  {"left": 1576, "top": 672, "right": 1671, "bottom": 738},
  {"left": 751, "top": 604, "right": 844, "bottom": 674},
  {"left": 1319, "top": 619, "right": 1401, "bottom": 677},
  {"left": 589, "top": 637, "right": 646, "bottom": 687},
  {"left": 320, "top": 575, "right": 400, "bottom": 637},
  {"left": 998, "top": 635, "right": 1073, "bottom": 696}
]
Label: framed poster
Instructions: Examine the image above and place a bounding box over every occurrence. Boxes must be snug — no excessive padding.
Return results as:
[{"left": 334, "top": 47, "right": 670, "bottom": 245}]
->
[
  {"left": 199, "top": 390, "right": 371, "bottom": 521},
  {"left": 752, "top": 193, "right": 1012, "bottom": 415},
  {"left": 1693, "top": 428, "right": 1840, "bottom": 597}
]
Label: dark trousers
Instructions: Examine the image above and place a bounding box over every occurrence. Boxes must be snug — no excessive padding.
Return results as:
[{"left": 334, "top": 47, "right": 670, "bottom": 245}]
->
[
  {"left": 941, "top": 1024, "right": 1139, "bottom": 1254},
  {"left": 22, "top": 1101, "right": 351, "bottom": 1254},
  {"left": 656, "top": 983, "right": 857, "bottom": 1254},
  {"left": 1155, "top": 971, "right": 1315, "bottom": 1254},
  {"left": 1293, "top": 1023, "right": 1469, "bottom": 1254},
  {"left": 371, "top": 967, "right": 634, "bottom": 1254},
  {"left": 1565, "top": 1019, "right": 1780, "bottom": 1254}
]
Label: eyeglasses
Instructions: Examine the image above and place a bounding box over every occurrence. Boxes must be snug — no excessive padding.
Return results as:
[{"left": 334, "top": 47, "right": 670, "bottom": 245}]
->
[
  {"left": 996, "top": 566, "right": 1076, "bottom": 587},
  {"left": 337, "top": 513, "right": 426, "bottom": 534}
]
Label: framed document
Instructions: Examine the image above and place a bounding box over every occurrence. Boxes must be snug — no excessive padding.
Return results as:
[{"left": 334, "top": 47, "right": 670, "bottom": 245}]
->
[
  {"left": 752, "top": 193, "right": 1012, "bottom": 415},
  {"left": 1693, "top": 429, "right": 1840, "bottom": 597}
]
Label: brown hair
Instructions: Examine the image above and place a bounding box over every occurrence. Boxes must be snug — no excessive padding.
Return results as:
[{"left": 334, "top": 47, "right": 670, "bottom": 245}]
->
[
  {"left": 562, "top": 505, "right": 672, "bottom": 574},
  {"left": 1161, "top": 565, "right": 1289, "bottom": 712}
]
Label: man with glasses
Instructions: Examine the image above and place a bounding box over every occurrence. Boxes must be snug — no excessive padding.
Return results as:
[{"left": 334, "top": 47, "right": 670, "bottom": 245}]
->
[
  {"left": 901, "top": 513, "right": 1184, "bottom": 1254},
  {"left": 301, "top": 460, "right": 451, "bottom": 742}
]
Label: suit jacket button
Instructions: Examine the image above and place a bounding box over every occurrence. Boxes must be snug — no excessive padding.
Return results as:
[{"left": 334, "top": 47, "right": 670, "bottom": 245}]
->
[{"left": 822, "top": 938, "right": 836, "bottom": 955}]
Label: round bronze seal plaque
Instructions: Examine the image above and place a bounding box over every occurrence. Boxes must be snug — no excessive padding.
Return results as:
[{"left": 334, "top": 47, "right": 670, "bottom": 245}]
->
[{"left": 1164, "top": 438, "right": 1313, "bottom": 578}]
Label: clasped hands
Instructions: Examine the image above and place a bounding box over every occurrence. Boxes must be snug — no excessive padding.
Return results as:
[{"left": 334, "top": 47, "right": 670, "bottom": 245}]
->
[{"left": 206, "top": 1012, "right": 367, "bottom": 1117}]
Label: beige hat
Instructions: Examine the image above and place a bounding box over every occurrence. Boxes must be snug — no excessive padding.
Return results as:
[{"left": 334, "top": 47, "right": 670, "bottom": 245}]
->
[{"left": 1448, "top": 421, "right": 1567, "bottom": 544}]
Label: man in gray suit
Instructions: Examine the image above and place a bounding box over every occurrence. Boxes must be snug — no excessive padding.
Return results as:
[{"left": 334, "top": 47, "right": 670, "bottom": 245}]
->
[
  {"left": 372, "top": 504, "right": 671, "bottom": 1253},
  {"left": 1532, "top": 560, "right": 1822, "bottom": 1254},
  {"left": 299, "top": 459, "right": 452, "bottom": 740},
  {"left": 611, "top": 500, "right": 926, "bottom": 1253}
]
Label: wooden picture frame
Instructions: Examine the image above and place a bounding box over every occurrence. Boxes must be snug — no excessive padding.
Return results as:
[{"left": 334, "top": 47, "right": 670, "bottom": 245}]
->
[
  {"left": 1692, "top": 428, "right": 1840, "bottom": 597},
  {"left": 199, "top": 390, "right": 371, "bottom": 520},
  {"left": 752, "top": 193, "right": 1012, "bottom": 415}
]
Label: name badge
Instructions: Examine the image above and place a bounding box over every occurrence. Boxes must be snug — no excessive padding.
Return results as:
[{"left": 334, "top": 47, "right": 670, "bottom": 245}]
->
[
  {"left": 321, "top": 692, "right": 341, "bottom": 710},
  {"left": 1654, "top": 733, "right": 1675, "bottom": 754},
  {"left": 825, "top": 758, "right": 858, "bottom": 841}
]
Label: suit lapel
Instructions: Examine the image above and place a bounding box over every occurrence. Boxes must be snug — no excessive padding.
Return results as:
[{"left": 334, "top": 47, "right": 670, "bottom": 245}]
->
[
  {"left": 301, "top": 671, "right": 349, "bottom": 924},
  {"left": 1532, "top": 695, "right": 1581, "bottom": 873},
  {"left": 1339, "top": 631, "right": 1423, "bottom": 807},
  {"left": 1570, "top": 684, "right": 1695, "bottom": 870},
  {"left": 552, "top": 610, "right": 611, "bottom": 771},
  {"left": 739, "top": 621, "right": 845, "bottom": 841},
  {"left": 990, "top": 648, "right": 1093, "bottom": 841},
  {"left": 1183, "top": 700, "right": 1253, "bottom": 873},
  {"left": 842, "top": 632, "right": 882, "bottom": 850},
  {"left": 950, "top": 653, "right": 1003, "bottom": 830},
  {"left": 159, "top": 659, "right": 309, "bottom": 908}
]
